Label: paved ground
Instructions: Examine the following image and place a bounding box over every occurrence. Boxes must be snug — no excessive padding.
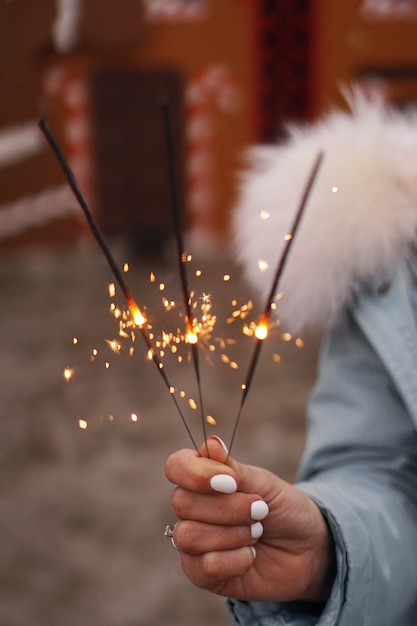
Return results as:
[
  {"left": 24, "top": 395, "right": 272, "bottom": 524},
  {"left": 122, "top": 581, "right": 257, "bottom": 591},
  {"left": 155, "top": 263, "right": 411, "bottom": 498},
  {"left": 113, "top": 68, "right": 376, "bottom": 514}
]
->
[{"left": 0, "top": 239, "right": 320, "bottom": 626}]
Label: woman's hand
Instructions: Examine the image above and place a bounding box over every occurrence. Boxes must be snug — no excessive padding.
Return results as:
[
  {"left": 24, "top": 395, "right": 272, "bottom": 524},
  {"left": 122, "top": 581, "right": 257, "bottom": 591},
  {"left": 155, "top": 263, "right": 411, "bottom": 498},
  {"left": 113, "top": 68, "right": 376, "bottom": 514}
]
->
[{"left": 165, "top": 436, "right": 335, "bottom": 604}]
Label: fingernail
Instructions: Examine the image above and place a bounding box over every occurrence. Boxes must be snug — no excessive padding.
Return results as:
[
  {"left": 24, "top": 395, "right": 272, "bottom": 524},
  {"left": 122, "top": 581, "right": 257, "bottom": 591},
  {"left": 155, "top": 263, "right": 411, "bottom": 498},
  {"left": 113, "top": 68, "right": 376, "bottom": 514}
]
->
[
  {"left": 251, "top": 500, "right": 269, "bottom": 521},
  {"left": 210, "top": 474, "right": 237, "bottom": 494},
  {"left": 210, "top": 436, "right": 229, "bottom": 454},
  {"left": 250, "top": 546, "right": 256, "bottom": 559},
  {"left": 251, "top": 522, "right": 263, "bottom": 539}
]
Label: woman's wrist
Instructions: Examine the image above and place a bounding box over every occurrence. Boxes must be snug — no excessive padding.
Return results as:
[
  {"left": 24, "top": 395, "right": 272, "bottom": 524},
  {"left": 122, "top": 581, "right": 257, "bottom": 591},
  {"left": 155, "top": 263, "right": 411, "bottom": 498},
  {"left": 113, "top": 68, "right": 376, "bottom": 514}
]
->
[{"left": 302, "top": 510, "right": 337, "bottom": 604}]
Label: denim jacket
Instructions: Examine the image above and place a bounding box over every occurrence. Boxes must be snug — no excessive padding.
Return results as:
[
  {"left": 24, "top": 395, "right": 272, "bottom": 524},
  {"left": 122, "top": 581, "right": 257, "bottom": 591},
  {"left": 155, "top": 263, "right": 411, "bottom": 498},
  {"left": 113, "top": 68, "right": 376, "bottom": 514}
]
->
[{"left": 227, "top": 259, "right": 417, "bottom": 626}]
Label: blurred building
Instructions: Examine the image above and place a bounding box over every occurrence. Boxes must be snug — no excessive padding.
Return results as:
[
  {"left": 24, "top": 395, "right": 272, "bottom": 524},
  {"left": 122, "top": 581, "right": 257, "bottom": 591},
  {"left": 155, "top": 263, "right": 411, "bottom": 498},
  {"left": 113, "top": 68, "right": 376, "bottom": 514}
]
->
[{"left": 0, "top": 0, "right": 416, "bottom": 253}]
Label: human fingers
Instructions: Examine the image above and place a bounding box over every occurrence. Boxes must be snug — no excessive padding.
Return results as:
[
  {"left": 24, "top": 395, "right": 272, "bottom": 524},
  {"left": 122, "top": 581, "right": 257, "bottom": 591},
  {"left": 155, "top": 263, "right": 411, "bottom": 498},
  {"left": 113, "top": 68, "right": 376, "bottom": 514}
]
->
[
  {"left": 173, "top": 519, "right": 264, "bottom": 555},
  {"left": 165, "top": 437, "right": 238, "bottom": 495},
  {"left": 172, "top": 488, "right": 269, "bottom": 526},
  {"left": 179, "top": 546, "right": 256, "bottom": 593}
]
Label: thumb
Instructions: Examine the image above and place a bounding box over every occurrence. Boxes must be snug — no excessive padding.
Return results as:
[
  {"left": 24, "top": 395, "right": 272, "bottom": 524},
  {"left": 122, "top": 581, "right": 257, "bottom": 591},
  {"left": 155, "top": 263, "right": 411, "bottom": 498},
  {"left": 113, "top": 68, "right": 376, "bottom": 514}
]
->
[{"left": 202, "top": 436, "right": 287, "bottom": 503}]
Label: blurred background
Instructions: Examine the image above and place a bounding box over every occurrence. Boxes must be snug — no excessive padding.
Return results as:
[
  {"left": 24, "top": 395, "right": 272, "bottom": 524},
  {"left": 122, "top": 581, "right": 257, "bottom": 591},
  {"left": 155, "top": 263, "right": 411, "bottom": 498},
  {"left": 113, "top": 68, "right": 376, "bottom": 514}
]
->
[{"left": 1, "top": 1, "right": 417, "bottom": 624}]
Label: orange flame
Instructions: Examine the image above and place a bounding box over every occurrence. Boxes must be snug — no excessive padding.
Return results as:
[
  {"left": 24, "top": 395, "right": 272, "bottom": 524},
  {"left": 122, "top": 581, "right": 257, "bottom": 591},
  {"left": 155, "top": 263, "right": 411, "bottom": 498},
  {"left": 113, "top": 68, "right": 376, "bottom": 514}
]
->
[
  {"left": 254, "top": 312, "right": 270, "bottom": 341},
  {"left": 127, "top": 295, "right": 146, "bottom": 328},
  {"left": 185, "top": 318, "right": 198, "bottom": 344}
]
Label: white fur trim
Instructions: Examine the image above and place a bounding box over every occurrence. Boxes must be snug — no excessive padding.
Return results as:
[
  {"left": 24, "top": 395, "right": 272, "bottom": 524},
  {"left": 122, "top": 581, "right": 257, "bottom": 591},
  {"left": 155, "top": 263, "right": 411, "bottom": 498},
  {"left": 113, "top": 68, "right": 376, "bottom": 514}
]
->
[{"left": 232, "top": 91, "right": 417, "bottom": 334}]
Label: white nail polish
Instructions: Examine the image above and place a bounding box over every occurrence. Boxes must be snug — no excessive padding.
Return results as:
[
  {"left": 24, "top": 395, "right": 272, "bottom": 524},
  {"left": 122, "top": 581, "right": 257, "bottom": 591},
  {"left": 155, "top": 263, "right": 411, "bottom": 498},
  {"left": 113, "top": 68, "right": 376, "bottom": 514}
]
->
[
  {"left": 251, "top": 521, "right": 263, "bottom": 539},
  {"left": 251, "top": 500, "right": 269, "bottom": 521},
  {"left": 211, "top": 436, "right": 229, "bottom": 454},
  {"left": 250, "top": 546, "right": 256, "bottom": 559},
  {"left": 210, "top": 474, "right": 237, "bottom": 494}
]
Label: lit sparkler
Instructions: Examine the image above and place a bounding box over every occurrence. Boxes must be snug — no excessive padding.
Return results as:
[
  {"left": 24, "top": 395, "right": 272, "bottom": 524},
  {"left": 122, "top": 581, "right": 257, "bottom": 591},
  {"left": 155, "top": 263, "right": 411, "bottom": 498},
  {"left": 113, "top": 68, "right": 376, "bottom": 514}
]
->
[
  {"left": 39, "top": 116, "right": 199, "bottom": 452},
  {"left": 227, "top": 151, "right": 324, "bottom": 455},
  {"left": 160, "top": 97, "right": 208, "bottom": 452},
  {"left": 40, "top": 113, "right": 322, "bottom": 458}
]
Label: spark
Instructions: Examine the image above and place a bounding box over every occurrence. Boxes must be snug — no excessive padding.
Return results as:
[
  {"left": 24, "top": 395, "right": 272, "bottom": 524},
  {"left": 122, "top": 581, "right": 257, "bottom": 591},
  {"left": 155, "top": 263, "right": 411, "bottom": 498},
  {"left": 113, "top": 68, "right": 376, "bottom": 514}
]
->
[
  {"left": 260, "top": 210, "right": 270, "bottom": 220},
  {"left": 332, "top": 186, "right": 338, "bottom": 193},
  {"left": 201, "top": 292, "right": 212, "bottom": 304},
  {"left": 106, "top": 339, "right": 122, "bottom": 354},
  {"left": 254, "top": 313, "right": 270, "bottom": 341},
  {"left": 78, "top": 418, "right": 88, "bottom": 430},
  {"left": 63, "top": 367, "right": 74, "bottom": 382},
  {"left": 130, "top": 413, "right": 138, "bottom": 422},
  {"left": 128, "top": 301, "right": 146, "bottom": 328},
  {"left": 258, "top": 259, "right": 269, "bottom": 273}
]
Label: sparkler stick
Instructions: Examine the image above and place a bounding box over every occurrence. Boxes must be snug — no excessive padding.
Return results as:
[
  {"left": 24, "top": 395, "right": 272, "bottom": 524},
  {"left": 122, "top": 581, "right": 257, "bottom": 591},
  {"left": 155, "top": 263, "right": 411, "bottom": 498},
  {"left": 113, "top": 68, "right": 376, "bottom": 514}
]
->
[
  {"left": 38, "top": 115, "right": 199, "bottom": 452},
  {"left": 227, "top": 150, "right": 324, "bottom": 456},
  {"left": 160, "top": 97, "right": 209, "bottom": 455}
]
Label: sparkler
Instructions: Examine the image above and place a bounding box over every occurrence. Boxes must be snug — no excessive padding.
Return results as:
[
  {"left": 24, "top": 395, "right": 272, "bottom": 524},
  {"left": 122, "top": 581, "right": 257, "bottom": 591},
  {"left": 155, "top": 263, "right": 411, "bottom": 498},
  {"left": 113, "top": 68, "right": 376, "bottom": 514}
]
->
[
  {"left": 39, "top": 113, "right": 322, "bottom": 459},
  {"left": 227, "top": 150, "right": 324, "bottom": 456},
  {"left": 38, "top": 116, "right": 200, "bottom": 452},
  {"left": 160, "top": 97, "right": 208, "bottom": 454}
]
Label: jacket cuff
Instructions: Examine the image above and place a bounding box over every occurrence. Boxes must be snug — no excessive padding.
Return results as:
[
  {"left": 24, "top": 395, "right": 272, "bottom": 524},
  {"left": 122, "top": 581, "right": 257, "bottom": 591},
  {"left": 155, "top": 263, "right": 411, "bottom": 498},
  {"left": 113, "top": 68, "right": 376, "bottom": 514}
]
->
[{"left": 226, "top": 481, "right": 370, "bottom": 626}]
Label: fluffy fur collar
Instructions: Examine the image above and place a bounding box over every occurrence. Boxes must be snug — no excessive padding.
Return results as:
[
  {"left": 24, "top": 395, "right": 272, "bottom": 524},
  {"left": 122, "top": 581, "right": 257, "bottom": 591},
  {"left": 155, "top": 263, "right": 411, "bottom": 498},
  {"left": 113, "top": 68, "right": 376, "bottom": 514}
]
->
[{"left": 232, "top": 91, "right": 417, "bottom": 335}]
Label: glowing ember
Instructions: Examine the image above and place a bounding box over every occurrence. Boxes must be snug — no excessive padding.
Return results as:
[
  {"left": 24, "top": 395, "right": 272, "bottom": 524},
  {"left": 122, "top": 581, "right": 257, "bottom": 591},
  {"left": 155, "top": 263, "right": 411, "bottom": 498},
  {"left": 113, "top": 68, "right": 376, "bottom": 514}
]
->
[
  {"left": 223, "top": 274, "right": 231, "bottom": 282},
  {"left": 106, "top": 339, "right": 121, "bottom": 353},
  {"left": 130, "top": 304, "right": 146, "bottom": 327},
  {"left": 284, "top": 233, "right": 293, "bottom": 241},
  {"left": 63, "top": 367, "right": 74, "bottom": 382},
  {"left": 206, "top": 415, "right": 216, "bottom": 425},
  {"left": 130, "top": 413, "right": 138, "bottom": 422},
  {"left": 108, "top": 283, "right": 116, "bottom": 297},
  {"left": 186, "top": 332, "right": 198, "bottom": 344},
  {"left": 78, "top": 418, "right": 88, "bottom": 430},
  {"left": 188, "top": 398, "right": 197, "bottom": 410},
  {"left": 72, "top": 337, "right": 78, "bottom": 345},
  {"left": 123, "top": 263, "right": 129, "bottom": 272},
  {"left": 254, "top": 313, "right": 270, "bottom": 341}
]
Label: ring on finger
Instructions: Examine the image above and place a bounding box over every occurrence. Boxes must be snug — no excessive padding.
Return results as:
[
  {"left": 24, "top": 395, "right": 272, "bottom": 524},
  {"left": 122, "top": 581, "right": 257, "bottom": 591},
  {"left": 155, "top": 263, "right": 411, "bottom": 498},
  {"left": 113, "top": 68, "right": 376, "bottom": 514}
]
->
[{"left": 164, "top": 523, "right": 178, "bottom": 550}]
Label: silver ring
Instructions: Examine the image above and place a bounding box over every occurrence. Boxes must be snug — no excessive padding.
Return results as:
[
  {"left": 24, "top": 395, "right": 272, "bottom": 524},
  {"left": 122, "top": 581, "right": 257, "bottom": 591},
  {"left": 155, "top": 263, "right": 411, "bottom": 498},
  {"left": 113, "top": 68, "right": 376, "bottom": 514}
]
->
[{"left": 164, "top": 524, "right": 178, "bottom": 550}]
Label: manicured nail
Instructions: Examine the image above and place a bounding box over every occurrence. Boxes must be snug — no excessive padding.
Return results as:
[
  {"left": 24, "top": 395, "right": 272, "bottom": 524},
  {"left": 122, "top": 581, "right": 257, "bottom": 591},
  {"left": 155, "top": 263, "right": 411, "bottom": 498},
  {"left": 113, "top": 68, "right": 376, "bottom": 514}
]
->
[
  {"left": 251, "top": 500, "right": 269, "bottom": 521},
  {"left": 250, "top": 546, "right": 256, "bottom": 559},
  {"left": 210, "top": 436, "right": 229, "bottom": 454},
  {"left": 210, "top": 474, "right": 237, "bottom": 494},
  {"left": 251, "top": 522, "right": 263, "bottom": 539}
]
